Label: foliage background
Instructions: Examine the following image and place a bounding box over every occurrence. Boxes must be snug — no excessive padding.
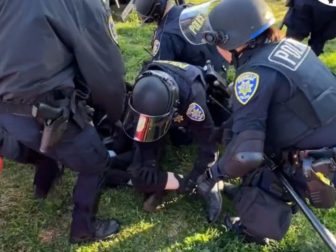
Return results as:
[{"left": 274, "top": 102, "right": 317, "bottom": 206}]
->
[{"left": 1, "top": 0, "right": 336, "bottom": 251}]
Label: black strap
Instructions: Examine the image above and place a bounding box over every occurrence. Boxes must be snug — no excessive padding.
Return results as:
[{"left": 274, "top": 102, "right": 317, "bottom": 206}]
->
[{"left": 0, "top": 89, "right": 91, "bottom": 128}]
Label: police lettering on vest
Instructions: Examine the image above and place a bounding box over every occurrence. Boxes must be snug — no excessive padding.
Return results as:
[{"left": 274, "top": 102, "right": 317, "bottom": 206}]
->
[
  {"left": 268, "top": 39, "right": 310, "bottom": 71},
  {"left": 236, "top": 38, "right": 336, "bottom": 148}
]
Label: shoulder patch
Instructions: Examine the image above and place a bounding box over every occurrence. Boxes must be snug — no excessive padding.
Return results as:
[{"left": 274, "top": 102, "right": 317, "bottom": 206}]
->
[
  {"left": 186, "top": 103, "right": 205, "bottom": 122},
  {"left": 107, "top": 15, "right": 118, "bottom": 44},
  {"left": 268, "top": 38, "right": 310, "bottom": 71},
  {"left": 152, "top": 40, "right": 160, "bottom": 56},
  {"left": 234, "top": 72, "right": 259, "bottom": 105}
]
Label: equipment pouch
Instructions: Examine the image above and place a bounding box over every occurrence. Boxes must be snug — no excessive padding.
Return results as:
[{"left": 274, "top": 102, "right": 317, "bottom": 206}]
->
[
  {"left": 234, "top": 186, "right": 292, "bottom": 241},
  {"left": 305, "top": 158, "right": 336, "bottom": 209},
  {"left": 39, "top": 110, "right": 69, "bottom": 153}
]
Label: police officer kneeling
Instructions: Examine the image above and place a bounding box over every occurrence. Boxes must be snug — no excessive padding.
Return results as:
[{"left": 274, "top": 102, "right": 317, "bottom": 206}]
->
[
  {"left": 134, "top": 0, "right": 229, "bottom": 128},
  {"left": 180, "top": 0, "right": 336, "bottom": 243},
  {"left": 134, "top": 0, "right": 227, "bottom": 72},
  {"left": 123, "top": 60, "right": 222, "bottom": 221},
  {"left": 0, "top": 0, "right": 125, "bottom": 243}
]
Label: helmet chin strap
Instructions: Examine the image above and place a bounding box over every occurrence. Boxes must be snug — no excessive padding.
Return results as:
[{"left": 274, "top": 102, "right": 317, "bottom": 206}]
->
[{"left": 230, "top": 49, "right": 241, "bottom": 69}]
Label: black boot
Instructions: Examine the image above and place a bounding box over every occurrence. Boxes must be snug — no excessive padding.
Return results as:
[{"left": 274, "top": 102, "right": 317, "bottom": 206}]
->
[
  {"left": 70, "top": 219, "right": 120, "bottom": 244},
  {"left": 196, "top": 172, "right": 222, "bottom": 223}
]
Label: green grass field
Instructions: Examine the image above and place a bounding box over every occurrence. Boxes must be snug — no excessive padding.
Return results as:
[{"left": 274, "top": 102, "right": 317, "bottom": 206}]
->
[{"left": 1, "top": 0, "right": 336, "bottom": 251}]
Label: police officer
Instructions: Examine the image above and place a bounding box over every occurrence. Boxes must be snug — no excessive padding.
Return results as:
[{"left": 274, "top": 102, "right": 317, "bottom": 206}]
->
[
  {"left": 283, "top": 0, "right": 336, "bottom": 55},
  {"left": 134, "top": 0, "right": 230, "bottom": 146},
  {"left": 180, "top": 0, "right": 336, "bottom": 243},
  {"left": 122, "top": 60, "right": 222, "bottom": 220},
  {"left": 0, "top": 0, "right": 125, "bottom": 243},
  {"left": 134, "top": 0, "right": 227, "bottom": 73}
]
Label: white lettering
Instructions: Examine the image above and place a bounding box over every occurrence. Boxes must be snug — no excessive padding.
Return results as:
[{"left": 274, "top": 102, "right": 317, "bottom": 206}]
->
[
  {"left": 281, "top": 44, "right": 302, "bottom": 59},
  {"left": 274, "top": 50, "right": 296, "bottom": 66}
]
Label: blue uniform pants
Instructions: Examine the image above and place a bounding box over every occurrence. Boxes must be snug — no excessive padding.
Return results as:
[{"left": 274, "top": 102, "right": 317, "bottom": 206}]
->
[{"left": 0, "top": 114, "right": 110, "bottom": 237}]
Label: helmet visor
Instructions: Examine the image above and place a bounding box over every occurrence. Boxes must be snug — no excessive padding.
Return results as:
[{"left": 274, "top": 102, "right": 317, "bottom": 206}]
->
[
  {"left": 179, "top": 0, "right": 221, "bottom": 45},
  {"left": 123, "top": 100, "right": 173, "bottom": 142}
]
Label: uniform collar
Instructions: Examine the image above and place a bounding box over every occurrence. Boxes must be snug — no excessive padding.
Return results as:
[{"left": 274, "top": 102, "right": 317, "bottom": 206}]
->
[{"left": 235, "top": 41, "right": 279, "bottom": 69}]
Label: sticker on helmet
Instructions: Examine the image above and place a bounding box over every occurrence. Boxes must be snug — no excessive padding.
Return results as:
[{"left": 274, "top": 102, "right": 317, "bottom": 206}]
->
[
  {"left": 108, "top": 15, "right": 118, "bottom": 44},
  {"left": 318, "top": 0, "right": 336, "bottom": 6},
  {"left": 186, "top": 103, "right": 205, "bottom": 122},
  {"left": 234, "top": 72, "right": 259, "bottom": 105},
  {"left": 152, "top": 40, "right": 160, "bottom": 56}
]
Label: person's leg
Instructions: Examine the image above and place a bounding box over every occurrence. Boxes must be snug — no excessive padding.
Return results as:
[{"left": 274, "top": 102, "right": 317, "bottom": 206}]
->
[
  {"left": 0, "top": 114, "right": 119, "bottom": 242},
  {"left": 33, "top": 156, "right": 62, "bottom": 199},
  {"left": 284, "top": 4, "right": 312, "bottom": 41},
  {"left": 50, "top": 124, "right": 119, "bottom": 242},
  {"left": 0, "top": 125, "right": 61, "bottom": 198},
  {"left": 308, "top": 36, "right": 326, "bottom": 56},
  {"left": 309, "top": 16, "right": 336, "bottom": 55}
]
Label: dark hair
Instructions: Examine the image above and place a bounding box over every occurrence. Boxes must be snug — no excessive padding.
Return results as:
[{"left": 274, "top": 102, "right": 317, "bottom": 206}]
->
[{"left": 253, "top": 27, "right": 284, "bottom": 45}]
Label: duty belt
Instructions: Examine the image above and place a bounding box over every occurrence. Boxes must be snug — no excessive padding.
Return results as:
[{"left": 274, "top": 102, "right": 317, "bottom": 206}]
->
[{"left": 0, "top": 89, "right": 91, "bottom": 153}]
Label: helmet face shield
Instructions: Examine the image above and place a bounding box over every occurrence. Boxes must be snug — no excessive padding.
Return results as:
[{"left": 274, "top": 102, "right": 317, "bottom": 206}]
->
[
  {"left": 123, "top": 100, "right": 173, "bottom": 142},
  {"left": 179, "top": 0, "right": 221, "bottom": 45},
  {"left": 179, "top": 0, "right": 276, "bottom": 50}
]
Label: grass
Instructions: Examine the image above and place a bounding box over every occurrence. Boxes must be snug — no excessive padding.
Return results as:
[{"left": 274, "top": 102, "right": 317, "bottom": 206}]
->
[{"left": 1, "top": 0, "right": 336, "bottom": 251}]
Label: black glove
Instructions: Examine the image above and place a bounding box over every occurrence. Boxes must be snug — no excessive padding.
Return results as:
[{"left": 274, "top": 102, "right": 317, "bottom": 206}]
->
[
  {"left": 180, "top": 169, "right": 203, "bottom": 194},
  {"left": 136, "top": 160, "right": 160, "bottom": 186},
  {"left": 197, "top": 170, "right": 217, "bottom": 197},
  {"left": 197, "top": 170, "right": 223, "bottom": 223}
]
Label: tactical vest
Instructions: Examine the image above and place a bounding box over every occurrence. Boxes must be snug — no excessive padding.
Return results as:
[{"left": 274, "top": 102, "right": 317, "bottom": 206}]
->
[
  {"left": 146, "top": 60, "right": 206, "bottom": 109},
  {"left": 236, "top": 38, "right": 336, "bottom": 149}
]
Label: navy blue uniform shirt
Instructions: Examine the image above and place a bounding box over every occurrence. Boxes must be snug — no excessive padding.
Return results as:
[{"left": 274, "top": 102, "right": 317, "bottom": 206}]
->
[
  {"left": 0, "top": 0, "right": 125, "bottom": 122},
  {"left": 231, "top": 46, "right": 336, "bottom": 153}
]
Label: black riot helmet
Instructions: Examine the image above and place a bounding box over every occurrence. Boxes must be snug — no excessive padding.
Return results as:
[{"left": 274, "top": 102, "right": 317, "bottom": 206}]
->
[
  {"left": 179, "top": 0, "right": 275, "bottom": 51},
  {"left": 123, "top": 70, "right": 179, "bottom": 142},
  {"left": 134, "top": 0, "right": 169, "bottom": 23}
]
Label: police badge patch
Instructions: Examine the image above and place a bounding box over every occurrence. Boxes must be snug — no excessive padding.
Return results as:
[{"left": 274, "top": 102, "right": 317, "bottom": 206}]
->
[
  {"left": 186, "top": 103, "right": 205, "bottom": 122},
  {"left": 234, "top": 72, "right": 259, "bottom": 105},
  {"left": 152, "top": 40, "right": 160, "bottom": 56}
]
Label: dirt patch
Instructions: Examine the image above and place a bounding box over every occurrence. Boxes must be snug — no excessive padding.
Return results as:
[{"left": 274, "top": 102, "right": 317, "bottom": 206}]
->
[{"left": 39, "top": 228, "right": 61, "bottom": 244}]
